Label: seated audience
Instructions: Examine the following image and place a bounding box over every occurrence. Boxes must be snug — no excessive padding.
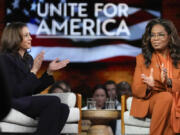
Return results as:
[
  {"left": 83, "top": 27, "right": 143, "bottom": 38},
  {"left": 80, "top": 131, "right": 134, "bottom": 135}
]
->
[{"left": 49, "top": 80, "right": 71, "bottom": 93}]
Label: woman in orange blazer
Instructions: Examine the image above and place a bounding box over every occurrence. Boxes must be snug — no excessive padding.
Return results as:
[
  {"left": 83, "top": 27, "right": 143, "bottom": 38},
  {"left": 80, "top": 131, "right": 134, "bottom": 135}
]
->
[{"left": 130, "top": 19, "right": 180, "bottom": 135}]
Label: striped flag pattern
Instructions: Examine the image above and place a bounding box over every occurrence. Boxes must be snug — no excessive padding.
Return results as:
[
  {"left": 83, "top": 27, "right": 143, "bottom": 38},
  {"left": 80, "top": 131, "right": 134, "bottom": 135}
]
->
[{"left": 6, "top": 0, "right": 161, "bottom": 63}]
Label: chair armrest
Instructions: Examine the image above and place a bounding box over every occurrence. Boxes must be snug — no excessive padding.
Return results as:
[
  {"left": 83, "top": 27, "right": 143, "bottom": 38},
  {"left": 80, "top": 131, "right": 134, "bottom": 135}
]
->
[
  {"left": 2, "top": 109, "right": 38, "bottom": 127},
  {"left": 76, "top": 94, "right": 82, "bottom": 133},
  {"left": 121, "top": 95, "right": 126, "bottom": 135}
]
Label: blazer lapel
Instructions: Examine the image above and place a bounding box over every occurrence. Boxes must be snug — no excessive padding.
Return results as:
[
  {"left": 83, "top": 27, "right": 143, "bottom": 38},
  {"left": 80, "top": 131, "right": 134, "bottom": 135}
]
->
[{"left": 151, "top": 54, "right": 161, "bottom": 82}]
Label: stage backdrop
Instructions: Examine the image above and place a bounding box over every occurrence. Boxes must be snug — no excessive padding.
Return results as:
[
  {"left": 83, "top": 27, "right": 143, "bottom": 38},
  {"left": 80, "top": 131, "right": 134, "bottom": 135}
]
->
[{"left": 1, "top": 0, "right": 180, "bottom": 97}]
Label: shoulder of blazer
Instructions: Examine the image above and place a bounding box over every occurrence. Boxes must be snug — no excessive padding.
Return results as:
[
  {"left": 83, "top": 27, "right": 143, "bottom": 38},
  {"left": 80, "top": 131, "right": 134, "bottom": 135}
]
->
[
  {"left": 136, "top": 54, "right": 145, "bottom": 64},
  {"left": 0, "top": 53, "right": 27, "bottom": 73},
  {"left": 136, "top": 53, "right": 143, "bottom": 59},
  {"left": 0, "top": 53, "right": 15, "bottom": 64}
]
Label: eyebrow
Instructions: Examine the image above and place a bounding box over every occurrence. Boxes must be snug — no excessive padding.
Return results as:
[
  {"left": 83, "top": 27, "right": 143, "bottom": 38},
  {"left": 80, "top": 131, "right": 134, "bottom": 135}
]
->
[{"left": 151, "top": 32, "right": 166, "bottom": 34}]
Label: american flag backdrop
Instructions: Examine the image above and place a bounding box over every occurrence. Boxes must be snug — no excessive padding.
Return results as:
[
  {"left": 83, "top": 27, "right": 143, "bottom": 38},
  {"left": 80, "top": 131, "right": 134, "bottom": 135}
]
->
[{"left": 6, "top": 0, "right": 161, "bottom": 63}]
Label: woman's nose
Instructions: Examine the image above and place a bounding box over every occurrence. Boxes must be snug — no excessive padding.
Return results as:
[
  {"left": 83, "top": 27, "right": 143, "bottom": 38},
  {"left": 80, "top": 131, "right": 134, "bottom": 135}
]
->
[{"left": 29, "top": 35, "right": 32, "bottom": 40}]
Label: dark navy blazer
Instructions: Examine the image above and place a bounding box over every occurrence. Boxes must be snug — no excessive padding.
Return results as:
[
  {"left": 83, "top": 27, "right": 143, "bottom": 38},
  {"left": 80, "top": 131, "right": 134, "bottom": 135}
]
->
[
  {"left": 0, "top": 56, "right": 11, "bottom": 120},
  {"left": 0, "top": 53, "right": 54, "bottom": 112}
]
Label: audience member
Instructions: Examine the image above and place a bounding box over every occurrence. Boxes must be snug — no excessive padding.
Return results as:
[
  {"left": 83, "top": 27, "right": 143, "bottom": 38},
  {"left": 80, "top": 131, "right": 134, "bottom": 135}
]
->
[
  {"left": 104, "top": 80, "right": 117, "bottom": 100},
  {"left": 49, "top": 80, "right": 71, "bottom": 93},
  {"left": 85, "top": 84, "right": 113, "bottom": 135},
  {"left": 104, "top": 80, "right": 121, "bottom": 135},
  {"left": 117, "top": 81, "right": 132, "bottom": 97},
  {"left": 92, "top": 84, "right": 108, "bottom": 109},
  {"left": 0, "top": 22, "right": 70, "bottom": 135},
  {"left": 130, "top": 18, "right": 180, "bottom": 134},
  {"left": 104, "top": 80, "right": 120, "bottom": 108},
  {"left": 82, "top": 84, "right": 107, "bottom": 110},
  {"left": 115, "top": 81, "right": 132, "bottom": 135}
]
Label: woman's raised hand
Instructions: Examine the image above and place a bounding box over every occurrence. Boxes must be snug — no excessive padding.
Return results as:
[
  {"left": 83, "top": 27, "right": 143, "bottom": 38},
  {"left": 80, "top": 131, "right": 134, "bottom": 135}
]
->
[
  {"left": 47, "top": 58, "right": 70, "bottom": 75},
  {"left": 141, "top": 68, "right": 155, "bottom": 88},
  {"left": 31, "top": 51, "right": 44, "bottom": 74}
]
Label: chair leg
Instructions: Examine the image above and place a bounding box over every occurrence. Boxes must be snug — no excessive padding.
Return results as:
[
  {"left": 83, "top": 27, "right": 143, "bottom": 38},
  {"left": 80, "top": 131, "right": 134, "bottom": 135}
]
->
[
  {"left": 121, "top": 95, "right": 126, "bottom": 135},
  {"left": 76, "top": 94, "right": 82, "bottom": 134}
]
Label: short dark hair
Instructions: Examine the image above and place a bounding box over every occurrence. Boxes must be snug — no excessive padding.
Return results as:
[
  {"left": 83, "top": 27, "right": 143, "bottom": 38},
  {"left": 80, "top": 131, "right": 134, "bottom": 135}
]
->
[
  {"left": 48, "top": 80, "right": 71, "bottom": 93},
  {"left": 104, "top": 80, "right": 116, "bottom": 87},
  {"left": 117, "top": 81, "right": 132, "bottom": 96}
]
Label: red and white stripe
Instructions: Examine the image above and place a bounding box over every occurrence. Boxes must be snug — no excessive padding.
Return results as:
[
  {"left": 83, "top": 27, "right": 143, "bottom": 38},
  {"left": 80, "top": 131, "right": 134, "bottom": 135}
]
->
[
  {"left": 30, "top": 44, "right": 141, "bottom": 62},
  {"left": 27, "top": 5, "right": 160, "bottom": 63}
]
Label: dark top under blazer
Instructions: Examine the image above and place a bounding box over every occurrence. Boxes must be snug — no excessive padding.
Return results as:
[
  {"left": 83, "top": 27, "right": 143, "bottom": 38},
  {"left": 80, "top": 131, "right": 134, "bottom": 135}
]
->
[{"left": 0, "top": 53, "right": 54, "bottom": 112}]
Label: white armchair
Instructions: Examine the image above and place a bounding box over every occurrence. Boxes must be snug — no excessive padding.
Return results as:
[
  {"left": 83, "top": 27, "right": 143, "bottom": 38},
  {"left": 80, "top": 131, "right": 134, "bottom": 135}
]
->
[
  {"left": 121, "top": 95, "right": 150, "bottom": 135},
  {"left": 0, "top": 92, "right": 82, "bottom": 134}
]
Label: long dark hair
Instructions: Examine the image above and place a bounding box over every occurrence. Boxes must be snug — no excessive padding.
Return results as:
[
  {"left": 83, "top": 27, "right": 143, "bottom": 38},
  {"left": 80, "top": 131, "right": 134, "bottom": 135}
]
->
[{"left": 142, "top": 18, "right": 180, "bottom": 68}]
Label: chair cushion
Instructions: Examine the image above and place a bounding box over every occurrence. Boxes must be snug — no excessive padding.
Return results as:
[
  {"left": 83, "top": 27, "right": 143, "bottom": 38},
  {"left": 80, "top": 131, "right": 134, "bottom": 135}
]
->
[
  {"left": 37, "top": 92, "right": 76, "bottom": 108},
  {"left": 3, "top": 109, "right": 38, "bottom": 127},
  {"left": 0, "top": 122, "right": 36, "bottom": 133},
  {"left": 61, "top": 123, "right": 78, "bottom": 134},
  {"left": 0, "top": 122, "right": 78, "bottom": 134},
  {"left": 2, "top": 107, "right": 80, "bottom": 127},
  {"left": 125, "top": 125, "right": 149, "bottom": 134},
  {"left": 67, "top": 107, "right": 80, "bottom": 122},
  {"left": 124, "top": 111, "right": 150, "bottom": 128}
]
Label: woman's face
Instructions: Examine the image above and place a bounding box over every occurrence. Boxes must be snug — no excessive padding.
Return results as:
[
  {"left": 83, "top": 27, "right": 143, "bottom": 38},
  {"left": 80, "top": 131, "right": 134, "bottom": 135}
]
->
[
  {"left": 150, "top": 24, "right": 170, "bottom": 51},
  {"left": 106, "top": 84, "right": 117, "bottom": 99},
  {"left": 93, "top": 88, "right": 107, "bottom": 109},
  {"left": 20, "top": 26, "right": 32, "bottom": 51}
]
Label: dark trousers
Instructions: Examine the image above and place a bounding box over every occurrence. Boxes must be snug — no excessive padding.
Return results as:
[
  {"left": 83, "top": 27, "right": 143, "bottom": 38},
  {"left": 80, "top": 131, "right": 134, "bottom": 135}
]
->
[{"left": 19, "top": 96, "right": 69, "bottom": 135}]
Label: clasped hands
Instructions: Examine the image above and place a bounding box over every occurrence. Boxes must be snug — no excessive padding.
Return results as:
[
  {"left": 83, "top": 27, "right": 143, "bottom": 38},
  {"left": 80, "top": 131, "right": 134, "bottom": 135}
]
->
[
  {"left": 141, "top": 64, "right": 170, "bottom": 89},
  {"left": 31, "top": 51, "right": 70, "bottom": 75}
]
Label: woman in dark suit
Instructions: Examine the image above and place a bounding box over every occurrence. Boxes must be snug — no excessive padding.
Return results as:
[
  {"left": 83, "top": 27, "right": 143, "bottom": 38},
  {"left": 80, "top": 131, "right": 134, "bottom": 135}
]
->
[{"left": 0, "top": 22, "right": 70, "bottom": 135}]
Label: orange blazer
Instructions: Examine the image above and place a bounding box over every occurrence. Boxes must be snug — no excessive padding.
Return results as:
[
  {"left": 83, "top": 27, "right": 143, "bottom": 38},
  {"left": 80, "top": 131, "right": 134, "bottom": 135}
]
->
[{"left": 130, "top": 54, "right": 180, "bottom": 118}]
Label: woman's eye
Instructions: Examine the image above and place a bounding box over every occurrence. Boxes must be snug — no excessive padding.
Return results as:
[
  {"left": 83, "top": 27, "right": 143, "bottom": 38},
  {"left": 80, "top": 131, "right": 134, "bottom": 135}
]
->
[
  {"left": 159, "top": 33, "right": 165, "bottom": 37},
  {"left": 24, "top": 33, "right": 31, "bottom": 37},
  {"left": 150, "top": 34, "right": 155, "bottom": 37},
  {"left": 150, "top": 33, "right": 166, "bottom": 39}
]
